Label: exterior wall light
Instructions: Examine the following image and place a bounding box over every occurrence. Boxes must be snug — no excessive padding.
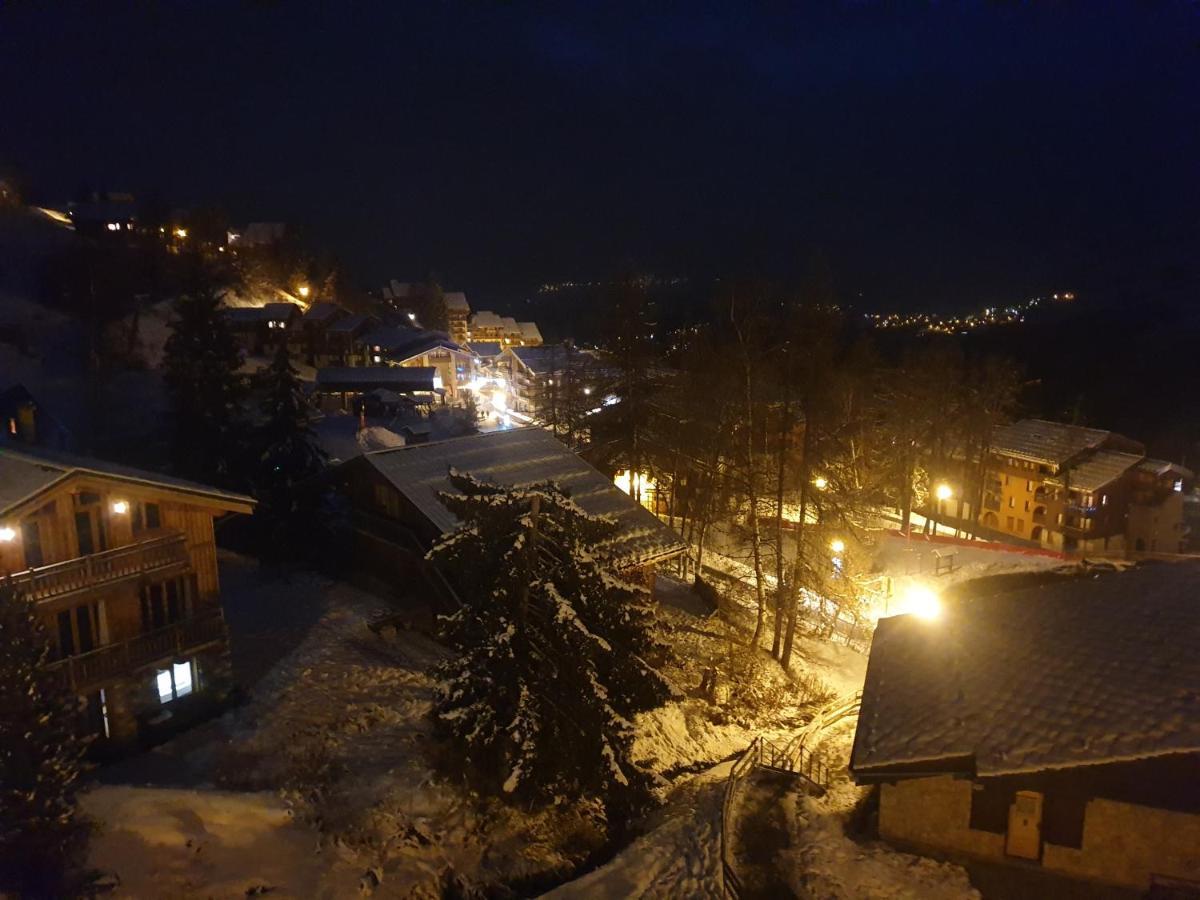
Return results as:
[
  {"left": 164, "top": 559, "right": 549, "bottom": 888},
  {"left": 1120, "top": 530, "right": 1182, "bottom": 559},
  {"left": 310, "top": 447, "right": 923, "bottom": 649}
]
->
[
  {"left": 111, "top": 500, "right": 130, "bottom": 515},
  {"left": 0, "top": 526, "right": 16, "bottom": 542}
]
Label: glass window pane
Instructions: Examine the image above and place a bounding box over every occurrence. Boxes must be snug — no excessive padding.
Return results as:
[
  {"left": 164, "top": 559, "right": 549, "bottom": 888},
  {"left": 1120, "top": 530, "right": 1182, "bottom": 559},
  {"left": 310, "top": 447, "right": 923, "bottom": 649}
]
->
[
  {"left": 173, "top": 661, "right": 193, "bottom": 698},
  {"left": 156, "top": 668, "right": 174, "bottom": 703}
]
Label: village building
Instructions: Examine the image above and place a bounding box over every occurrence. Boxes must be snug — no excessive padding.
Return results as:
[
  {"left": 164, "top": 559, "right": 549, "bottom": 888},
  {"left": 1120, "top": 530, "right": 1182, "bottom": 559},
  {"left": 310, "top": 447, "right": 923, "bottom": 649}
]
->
[
  {"left": 224, "top": 302, "right": 301, "bottom": 355},
  {"left": 336, "top": 427, "right": 685, "bottom": 603},
  {"left": 444, "top": 291, "right": 471, "bottom": 345},
  {"left": 0, "top": 446, "right": 254, "bottom": 751},
  {"left": 1, "top": 382, "right": 73, "bottom": 451},
  {"left": 355, "top": 326, "right": 475, "bottom": 399},
  {"left": 291, "top": 301, "right": 347, "bottom": 365},
  {"left": 467, "top": 311, "right": 543, "bottom": 347},
  {"left": 500, "top": 343, "right": 598, "bottom": 415},
  {"left": 850, "top": 565, "right": 1200, "bottom": 893},
  {"left": 313, "top": 366, "right": 442, "bottom": 413},
  {"left": 979, "top": 419, "right": 1190, "bottom": 556}
]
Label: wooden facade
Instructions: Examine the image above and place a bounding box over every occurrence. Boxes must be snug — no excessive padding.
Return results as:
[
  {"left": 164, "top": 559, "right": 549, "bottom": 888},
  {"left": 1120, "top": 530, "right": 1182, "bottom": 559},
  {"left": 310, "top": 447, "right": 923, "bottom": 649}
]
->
[{"left": 0, "top": 452, "right": 253, "bottom": 751}]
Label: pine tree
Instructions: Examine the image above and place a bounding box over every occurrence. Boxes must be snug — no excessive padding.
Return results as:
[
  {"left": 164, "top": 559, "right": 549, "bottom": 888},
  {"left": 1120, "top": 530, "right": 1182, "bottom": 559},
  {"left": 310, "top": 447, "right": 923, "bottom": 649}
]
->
[
  {"left": 252, "top": 340, "right": 328, "bottom": 555},
  {"left": 0, "top": 583, "right": 92, "bottom": 898},
  {"left": 162, "top": 278, "right": 246, "bottom": 486},
  {"left": 429, "top": 471, "right": 675, "bottom": 820}
]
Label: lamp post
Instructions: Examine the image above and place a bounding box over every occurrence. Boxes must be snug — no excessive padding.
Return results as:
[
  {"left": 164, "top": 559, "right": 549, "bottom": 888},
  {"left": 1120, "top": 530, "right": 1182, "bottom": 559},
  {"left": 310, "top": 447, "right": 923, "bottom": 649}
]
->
[{"left": 934, "top": 482, "right": 953, "bottom": 536}]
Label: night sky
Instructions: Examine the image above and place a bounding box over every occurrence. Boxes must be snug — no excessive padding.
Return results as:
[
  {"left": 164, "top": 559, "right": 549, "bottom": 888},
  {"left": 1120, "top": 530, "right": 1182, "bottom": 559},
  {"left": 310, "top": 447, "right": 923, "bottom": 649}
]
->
[{"left": 2, "top": 2, "right": 1197, "bottom": 310}]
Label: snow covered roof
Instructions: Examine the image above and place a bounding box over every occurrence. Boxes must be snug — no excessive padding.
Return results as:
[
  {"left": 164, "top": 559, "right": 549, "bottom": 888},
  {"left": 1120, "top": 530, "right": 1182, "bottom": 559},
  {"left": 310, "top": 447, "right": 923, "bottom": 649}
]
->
[
  {"left": 315, "top": 367, "right": 439, "bottom": 393},
  {"left": 467, "top": 342, "right": 503, "bottom": 358},
  {"left": 509, "top": 344, "right": 590, "bottom": 375},
  {"left": 1137, "top": 458, "right": 1192, "bottom": 480},
  {"left": 470, "top": 310, "right": 504, "bottom": 328},
  {"left": 0, "top": 446, "right": 254, "bottom": 517},
  {"left": 1048, "top": 450, "right": 1144, "bottom": 492},
  {"left": 850, "top": 565, "right": 1200, "bottom": 780},
  {"left": 518, "top": 322, "right": 543, "bottom": 343},
  {"left": 361, "top": 428, "right": 686, "bottom": 567},
  {"left": 235, "top": 222, "right": 286, "bottom": 247},
  {"left": 500, "top": 316, "right": 519, "bottom": 332},
  {"left": 302, "top": 302, "right": 344, "bottom": 323},
  {"left": 444, "top": 291, "right": 470, "bottom": 313},
  {"left": 326, "top": 313, "right": 373, "bottom": 335},
  {"left": 991, "top": 419, "right": 1112, "bottom": 466}
]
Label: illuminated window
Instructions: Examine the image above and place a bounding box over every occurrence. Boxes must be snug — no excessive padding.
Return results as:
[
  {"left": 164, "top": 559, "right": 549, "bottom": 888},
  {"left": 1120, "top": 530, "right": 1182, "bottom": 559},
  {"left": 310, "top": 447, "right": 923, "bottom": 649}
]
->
[
  {"left": 1174, "top": 478, "right": 1184, "bottom": 493},
  {"left": 156, "top": 660, "right": 195, "bottom": 704}
]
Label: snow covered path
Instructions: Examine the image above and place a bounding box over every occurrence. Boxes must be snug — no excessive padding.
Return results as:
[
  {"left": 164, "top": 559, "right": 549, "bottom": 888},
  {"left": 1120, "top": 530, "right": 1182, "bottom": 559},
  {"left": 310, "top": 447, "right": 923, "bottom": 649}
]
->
[
  {"left": 541, "top": 764, "right": 729, "bottom": 900},
  {"left": 729, "top": 767, "right": 803, "bottom": 898}
]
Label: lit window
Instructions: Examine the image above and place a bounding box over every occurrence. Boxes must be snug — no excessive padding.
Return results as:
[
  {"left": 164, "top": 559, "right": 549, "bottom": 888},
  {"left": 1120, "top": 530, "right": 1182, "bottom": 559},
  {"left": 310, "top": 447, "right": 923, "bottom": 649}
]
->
[
  {"left": 1101, "top": 494, "right": 1108, "bottom": 506},
  {"left": 1174, "top": 478, "right": 1184, "bottom": 493},
  {"left": 156, "top": 659, "right": 195, "bottom": 704}
]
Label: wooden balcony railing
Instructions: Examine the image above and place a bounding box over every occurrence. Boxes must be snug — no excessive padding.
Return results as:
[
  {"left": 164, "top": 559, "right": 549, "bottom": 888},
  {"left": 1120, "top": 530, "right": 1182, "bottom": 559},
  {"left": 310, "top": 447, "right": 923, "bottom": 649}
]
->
[
  {"left": 4, "top": 533, "right": 190, "bottom": 604},
  {"left": 44, "top": 608, "right": 226, "bottom": 692}
]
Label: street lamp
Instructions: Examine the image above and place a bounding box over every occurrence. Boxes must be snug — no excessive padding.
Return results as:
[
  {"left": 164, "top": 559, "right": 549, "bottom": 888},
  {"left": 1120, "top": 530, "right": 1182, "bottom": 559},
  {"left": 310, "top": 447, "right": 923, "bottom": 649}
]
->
[
  {"left": 297, "top": 285, "right": 311, "bottom": 300},
  {"left": 830, "top": 538, "right": 846, "bottom": 554},
  {"left": 813, "top": 476, "right": 828, "bottom": 490},
  {"left": 903, "top": 585, "right": 942, "bottom": 620},
  {"left": 935, "top": 483, "right": 953, "bottom": 502}
]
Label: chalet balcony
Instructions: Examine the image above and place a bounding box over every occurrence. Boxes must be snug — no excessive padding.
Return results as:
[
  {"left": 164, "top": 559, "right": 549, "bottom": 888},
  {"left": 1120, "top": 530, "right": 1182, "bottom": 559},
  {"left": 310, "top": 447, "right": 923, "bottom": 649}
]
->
[
  {"left": 4, "top": 533, "right": 191, "bottom": 604},
  {"left": 45, "top": 607, "right": 226, "bottom": 692}
]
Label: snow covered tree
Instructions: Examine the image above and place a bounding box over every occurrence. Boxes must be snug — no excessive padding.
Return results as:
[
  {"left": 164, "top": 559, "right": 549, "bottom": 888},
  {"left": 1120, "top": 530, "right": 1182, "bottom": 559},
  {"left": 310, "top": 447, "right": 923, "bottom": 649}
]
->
[
  {"left": 0, "top": 583, "right": 93, "bottom": 898},
  {"left": 162, "top": 278, "right": 246, "bottom": 486},
  {"left": 251, "top": 340, "right": 328, "bottom": 556},
  {"left": 429, "top": 470, "right": 675, "bottom": 820}
]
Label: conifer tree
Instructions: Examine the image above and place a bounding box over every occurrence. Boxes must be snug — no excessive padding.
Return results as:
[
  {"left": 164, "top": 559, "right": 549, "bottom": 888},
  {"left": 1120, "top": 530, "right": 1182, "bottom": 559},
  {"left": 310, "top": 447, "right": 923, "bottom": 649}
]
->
[
  {"left": 429, "top": 471, "right": 675, "bottom": 819},
  {"left": 252, "top": 340, "right": 328, "bottom": 554},
  {"left": 0, "top": 583, "right": 92, "bottom": 898},
  {"left": 162, "top": 279, "right": 246, "bottom": 486}
]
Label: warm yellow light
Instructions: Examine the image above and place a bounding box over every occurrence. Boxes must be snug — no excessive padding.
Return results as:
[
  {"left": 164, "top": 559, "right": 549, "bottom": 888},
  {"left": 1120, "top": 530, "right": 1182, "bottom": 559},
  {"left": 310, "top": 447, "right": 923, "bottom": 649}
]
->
[
  {"left": 0, "top": 526, "right": 15, "bottom": 542},
  {"left": 173, "top": 227, "right": 188, "bottom": 239},
  {"left": 829, "top": 538, "right": 846, "bottom": 554},
  {"left": 904, "top": 585, "right": 942, "bottom": 620},
  {"left": 111, "top": 500, "right": 129, "bottom": 515},
  {"left": 935, "top": 483, "right": 953, "bottom": 502},
  {"left": 614, "top": 470, "right": 656, "bottom": 498},
  {"left": 813, "top": 476, "right": 828, "bottom": 490},
  {"left": 297, "top": 285, "right": 311, "bottom": 299}
]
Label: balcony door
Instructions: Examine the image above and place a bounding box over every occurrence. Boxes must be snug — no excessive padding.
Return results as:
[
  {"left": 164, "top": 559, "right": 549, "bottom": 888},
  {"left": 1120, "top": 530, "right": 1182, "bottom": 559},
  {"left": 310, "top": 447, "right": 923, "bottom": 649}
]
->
[
  {"left": 55, "top": 602, "right": 101, "bottom": 660},
  {"left": 73, "top": 493, "right": 109, "bottom": 557}
]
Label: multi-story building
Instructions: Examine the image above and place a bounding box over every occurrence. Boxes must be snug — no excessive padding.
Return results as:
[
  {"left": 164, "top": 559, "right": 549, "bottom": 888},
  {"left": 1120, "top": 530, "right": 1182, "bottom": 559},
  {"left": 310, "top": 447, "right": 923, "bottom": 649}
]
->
[
  {"left": 468, "top": 311, "right": 543, "bottom": 347},
  {"left": 980, "top": 419, "right": 1190, "bottom": 555},
  {"left": 444, "top": 291, "right": 470, "bottom": 346},
  {"left": 0, "top": 447, "right": 253, "bottom": 750}
]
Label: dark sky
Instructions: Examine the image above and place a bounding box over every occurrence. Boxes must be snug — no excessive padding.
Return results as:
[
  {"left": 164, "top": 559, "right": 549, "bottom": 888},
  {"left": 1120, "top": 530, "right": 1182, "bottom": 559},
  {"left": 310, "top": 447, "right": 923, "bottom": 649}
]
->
[{"left": 2, "top": 2, "right": 1197, "bottom": 310}]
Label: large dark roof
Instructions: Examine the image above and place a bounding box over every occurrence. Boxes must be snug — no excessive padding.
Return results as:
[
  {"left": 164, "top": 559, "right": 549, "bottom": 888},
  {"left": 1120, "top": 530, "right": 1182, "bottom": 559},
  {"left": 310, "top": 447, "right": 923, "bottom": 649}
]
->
[
  {"left": 359, "top": 428, "right": 685, "bottom": 567},
  {"left": 509, "top": 344, "right": 592, "bottom": 375},
  {"left": 315, "top": 366, "right": 439, "bottom": 393},
  {"left": 851, "top": 565, "right": 1200, "bottom": 780},
  {"left": 1047, "top": 450, "right": 1143, "bottom": 492}
]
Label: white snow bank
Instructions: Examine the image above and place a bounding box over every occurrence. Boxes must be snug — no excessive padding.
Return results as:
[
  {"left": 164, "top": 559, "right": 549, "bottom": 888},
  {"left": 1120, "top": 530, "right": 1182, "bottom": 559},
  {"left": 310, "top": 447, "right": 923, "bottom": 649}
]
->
[
  {"left": 784, "top": 793, "right": 980, "bottom": 900},
  {"left": 633, "top": 701, "right": 748, "bottom": 774},
  {"left": 81, "top": 785, "right": 364, "bottom": 899}
]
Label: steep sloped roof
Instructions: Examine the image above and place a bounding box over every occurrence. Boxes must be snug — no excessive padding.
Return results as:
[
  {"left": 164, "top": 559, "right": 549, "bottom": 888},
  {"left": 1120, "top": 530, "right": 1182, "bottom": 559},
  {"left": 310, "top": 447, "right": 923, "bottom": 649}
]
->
[
  {"left": 991, "top": 419, "right": 1111, "bottom": 466},
  {"left": 360, "top": 428, "right": 685, "bottom": 567},
  {"left": 302, "top": 302, "right": 344, "bottom": 323},
  {"left": 471, "top": 310, "right": 504, "bottom": 328},
  {"left": 0, "top": 446, "right": 254, "bottom": 516},
  {"left": 518, "top": 322, "right": 543, "bottom": 343},
  {"left": 851, "top": 565, "right": 1200, "bottom": 779},
  {"left": 443, "top": 291, "right": 470, "bottom": 313},
  {"left": 1048, "top": 450, "right": 1144, "bottom": 492}
]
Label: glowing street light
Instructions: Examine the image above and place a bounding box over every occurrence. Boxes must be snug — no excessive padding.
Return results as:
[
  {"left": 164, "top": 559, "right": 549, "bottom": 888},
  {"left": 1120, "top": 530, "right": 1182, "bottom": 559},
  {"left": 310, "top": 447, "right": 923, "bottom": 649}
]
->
[
  {"left": 935, "top": 483, "right": 954, "bottom": 502},
  {"left": 173, "top": 227, "right": 188, "bottom": 239},
  {"left": 813, "top": 476, "right": 828, "bottom": 490},
  {"left": 297, "top": 285, "right": 311, "bottom": 299},
  {"left": 904, "top": 585, "right": 942, "bottom": 620},
  {"left": 829, "top": 538, "right": 846, "bottom": 554}
]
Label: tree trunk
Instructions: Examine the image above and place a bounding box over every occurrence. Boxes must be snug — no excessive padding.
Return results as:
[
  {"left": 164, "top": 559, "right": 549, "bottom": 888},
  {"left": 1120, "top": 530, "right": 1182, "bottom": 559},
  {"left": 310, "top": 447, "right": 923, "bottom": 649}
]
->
[{"left": 780, "top": 412, "right": 816, "bottom": 670}]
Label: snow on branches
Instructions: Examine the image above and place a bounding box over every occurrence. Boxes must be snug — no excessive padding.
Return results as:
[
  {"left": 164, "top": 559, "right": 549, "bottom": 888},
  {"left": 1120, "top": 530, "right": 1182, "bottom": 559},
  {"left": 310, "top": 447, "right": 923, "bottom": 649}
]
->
[{"left": 428, "top": 469, "right": 676, "bottom": 820}]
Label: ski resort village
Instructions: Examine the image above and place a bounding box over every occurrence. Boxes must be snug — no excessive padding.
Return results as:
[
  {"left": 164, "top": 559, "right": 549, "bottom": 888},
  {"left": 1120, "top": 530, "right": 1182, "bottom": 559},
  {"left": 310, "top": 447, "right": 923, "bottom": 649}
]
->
[{"left": 4, "top": 6, "right": 1200, "bottom": 899}]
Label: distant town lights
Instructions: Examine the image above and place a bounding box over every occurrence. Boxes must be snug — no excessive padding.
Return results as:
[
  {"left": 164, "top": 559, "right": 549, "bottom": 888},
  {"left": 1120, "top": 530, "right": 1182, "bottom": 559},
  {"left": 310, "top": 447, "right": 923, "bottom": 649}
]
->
[{"left": 0, "top": 526, "right": 15, "bottom": 542}]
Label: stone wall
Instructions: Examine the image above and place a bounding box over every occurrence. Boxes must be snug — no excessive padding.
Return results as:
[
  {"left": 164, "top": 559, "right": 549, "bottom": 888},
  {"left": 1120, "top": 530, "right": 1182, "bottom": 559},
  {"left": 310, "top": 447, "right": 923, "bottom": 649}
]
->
[
  {"left": 1043, "top": 797, "right": 1200, "bottom": 889},
  {"left": 880, "top": 776, "right": 1200, "bottom": 890}
]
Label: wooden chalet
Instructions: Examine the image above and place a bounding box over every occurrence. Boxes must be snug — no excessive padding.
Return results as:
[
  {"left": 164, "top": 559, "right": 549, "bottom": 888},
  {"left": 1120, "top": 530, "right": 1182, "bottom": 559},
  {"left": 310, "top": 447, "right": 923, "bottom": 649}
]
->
[{"left": 0, "top": 447, "right": 254, "bottom": 750}]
